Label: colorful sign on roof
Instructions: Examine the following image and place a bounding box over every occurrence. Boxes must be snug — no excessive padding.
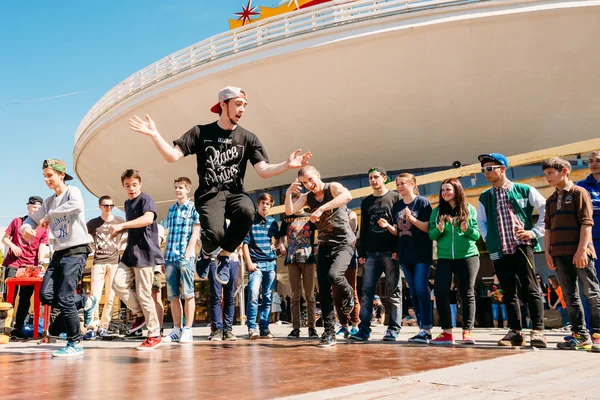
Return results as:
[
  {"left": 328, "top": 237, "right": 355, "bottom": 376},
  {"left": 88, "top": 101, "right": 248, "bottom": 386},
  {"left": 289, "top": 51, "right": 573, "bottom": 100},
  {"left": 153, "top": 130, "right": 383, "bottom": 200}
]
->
[{"left": 230, "top": 0, "right": 334, "bottom": 29}]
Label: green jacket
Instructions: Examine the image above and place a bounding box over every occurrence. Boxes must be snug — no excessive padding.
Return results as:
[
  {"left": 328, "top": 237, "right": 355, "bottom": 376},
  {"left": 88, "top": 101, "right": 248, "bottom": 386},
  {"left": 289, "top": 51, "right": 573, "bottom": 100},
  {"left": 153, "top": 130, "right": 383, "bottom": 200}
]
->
[
  {"left": 477, "top": 182, "right": 545, "bottom": 260},
  {"left": 429, "top": 203, "right": 480, "bottom": 260}
]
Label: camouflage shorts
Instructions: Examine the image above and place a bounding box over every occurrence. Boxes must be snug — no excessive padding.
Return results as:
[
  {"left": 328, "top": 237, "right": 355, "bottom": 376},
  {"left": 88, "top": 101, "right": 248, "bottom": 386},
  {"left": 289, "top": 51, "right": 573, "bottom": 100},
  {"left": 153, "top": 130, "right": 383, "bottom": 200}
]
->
[{"left": 153, "top": 272, "right": 165, "bottom": 292}]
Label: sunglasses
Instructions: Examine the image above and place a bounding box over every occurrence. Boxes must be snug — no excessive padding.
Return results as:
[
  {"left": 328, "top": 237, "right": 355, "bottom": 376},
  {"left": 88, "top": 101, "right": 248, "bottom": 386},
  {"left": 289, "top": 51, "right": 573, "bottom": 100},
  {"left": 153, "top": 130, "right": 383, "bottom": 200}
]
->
[
  {"left": 101, "top": 204, "right": 115, "bottom": 208},
  {"left": 481, "top": 165, "right": 503, "bottom": 173}
]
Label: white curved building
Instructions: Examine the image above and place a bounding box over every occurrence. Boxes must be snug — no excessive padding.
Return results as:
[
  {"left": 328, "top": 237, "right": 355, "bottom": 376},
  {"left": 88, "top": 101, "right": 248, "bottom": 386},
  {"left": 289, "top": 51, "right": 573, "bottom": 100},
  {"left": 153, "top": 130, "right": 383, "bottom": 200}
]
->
[{"left": 74, "top": 0, "right": 600, "bottom": 215}]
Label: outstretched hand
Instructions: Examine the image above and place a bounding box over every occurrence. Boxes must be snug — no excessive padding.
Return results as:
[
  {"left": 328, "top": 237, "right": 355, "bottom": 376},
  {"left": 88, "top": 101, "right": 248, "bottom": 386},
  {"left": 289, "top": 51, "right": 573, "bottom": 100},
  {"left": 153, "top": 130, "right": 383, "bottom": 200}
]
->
[
  {"left": 287, "top": 149, "right": 312, "bottom": 169},
  {"left": 128, "top": 114, "right": 159, "bottom": 137}
]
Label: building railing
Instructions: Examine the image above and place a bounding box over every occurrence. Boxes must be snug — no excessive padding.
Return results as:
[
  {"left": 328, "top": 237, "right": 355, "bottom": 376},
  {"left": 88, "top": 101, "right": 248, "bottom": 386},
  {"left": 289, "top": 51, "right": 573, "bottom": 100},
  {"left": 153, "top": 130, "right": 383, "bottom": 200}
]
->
[{"left": 74, "top": 0, "right": 485, "bottom": 143}]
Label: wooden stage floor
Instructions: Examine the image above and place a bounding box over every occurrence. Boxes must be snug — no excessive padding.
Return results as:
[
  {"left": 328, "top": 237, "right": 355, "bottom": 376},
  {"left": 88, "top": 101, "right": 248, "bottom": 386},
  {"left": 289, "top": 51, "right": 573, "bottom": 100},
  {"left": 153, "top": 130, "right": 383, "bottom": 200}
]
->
[{"left": 0, "top": 337, "right": 519, "bottom": 399}]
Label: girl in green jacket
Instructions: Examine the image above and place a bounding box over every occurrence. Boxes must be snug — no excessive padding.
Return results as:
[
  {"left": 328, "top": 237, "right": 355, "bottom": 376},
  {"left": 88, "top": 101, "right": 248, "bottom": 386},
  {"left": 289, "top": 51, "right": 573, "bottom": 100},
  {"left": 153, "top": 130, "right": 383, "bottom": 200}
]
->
[{"left": 428, "top": 178, "right": 480, "bottom": 345}]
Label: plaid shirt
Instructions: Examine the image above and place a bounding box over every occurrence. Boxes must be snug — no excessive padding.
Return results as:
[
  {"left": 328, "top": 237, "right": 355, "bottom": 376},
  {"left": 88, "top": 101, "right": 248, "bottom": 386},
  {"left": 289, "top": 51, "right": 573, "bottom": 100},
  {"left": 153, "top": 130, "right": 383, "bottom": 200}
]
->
[
  {"left": 495, "top": 184, "right": 530, "bottom": 255},
  {"left": 162, "top": 200, "right": 200, "bottom": 262}
]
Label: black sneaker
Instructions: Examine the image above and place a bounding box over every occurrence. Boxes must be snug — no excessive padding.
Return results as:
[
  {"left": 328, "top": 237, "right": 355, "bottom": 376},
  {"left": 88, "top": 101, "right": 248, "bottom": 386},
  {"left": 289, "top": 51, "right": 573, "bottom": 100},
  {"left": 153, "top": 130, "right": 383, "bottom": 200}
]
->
[
  {"left": 557, "top": 333, "right": 592, "bottom": 350},
  {"left": 223, "top": 330, "right": 237, "bottom": 341},
  {"left": 10, "top": 328, "right": 27, "bottom": 340},
  {"left": 308, "top": 328, "right": 319, "bottom": 339},
  {"left": 215, "top": 255, "right": 232, "bottom": 285},
  {"left": 259, "top": 329, "right": 274, "bottom": 339},
  {"left": 211, "top": 329, "right": 223, "bottom": 342},
  {"left": 318, "top": 332, "right": 336, "bottom": 347},
  {"left": 498, "top": 330, "right": 526, "bottom": 347},
  {"left": 196, "top": 249, "right": 214, "bottom": 280},
  {"left": 287, "top": 329, "right": 301, "bottom": 339},
  {"left": 530, "top": 330, "right": 547, "bottom": 349},
  {"left": 408, "top": 330, "right": 432, "bottom": 343},
  {"left": 341, "top": 294, "right": 354, "bottom": 315}
]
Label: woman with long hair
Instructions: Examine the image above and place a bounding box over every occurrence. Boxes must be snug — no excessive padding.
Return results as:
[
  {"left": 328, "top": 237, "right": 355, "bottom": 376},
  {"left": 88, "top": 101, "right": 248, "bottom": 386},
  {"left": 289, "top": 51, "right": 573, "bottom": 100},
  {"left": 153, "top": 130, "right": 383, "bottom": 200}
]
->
[
  {"left": 428, "top": 178, "right": 481, "bottom": 345},
  {"left": 380, "top": 173, "right": 433, "bottom": 343}
]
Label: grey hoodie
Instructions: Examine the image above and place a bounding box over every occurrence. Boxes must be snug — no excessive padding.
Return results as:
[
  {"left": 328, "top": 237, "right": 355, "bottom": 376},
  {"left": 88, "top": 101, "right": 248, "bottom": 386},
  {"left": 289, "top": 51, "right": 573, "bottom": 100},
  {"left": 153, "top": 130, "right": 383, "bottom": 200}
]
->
[{"left": 22, "top": 186, "right": 90, "bottom": 251}]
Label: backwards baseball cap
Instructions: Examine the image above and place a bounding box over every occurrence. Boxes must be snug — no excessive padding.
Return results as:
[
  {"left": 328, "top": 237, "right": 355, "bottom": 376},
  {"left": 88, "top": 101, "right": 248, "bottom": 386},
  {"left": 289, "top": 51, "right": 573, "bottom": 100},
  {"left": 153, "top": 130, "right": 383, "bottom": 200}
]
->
[
  {"left": 26, "top": 196, "right": 43, "bottom": 206},
  {"left": 210, "top": 86, "right": 247, "bottom": 114},
  {"left": 43, "top": 159, "right": 74, "bottom": 181},
  {"left": 368, "top": 167, "right": 391, "bottom": 184},
  {"left": 374, "top": 295, "right": 381, "bottom": 301},
  {"left": 478, "top": 153, "right": 509, "bottom": 169}
]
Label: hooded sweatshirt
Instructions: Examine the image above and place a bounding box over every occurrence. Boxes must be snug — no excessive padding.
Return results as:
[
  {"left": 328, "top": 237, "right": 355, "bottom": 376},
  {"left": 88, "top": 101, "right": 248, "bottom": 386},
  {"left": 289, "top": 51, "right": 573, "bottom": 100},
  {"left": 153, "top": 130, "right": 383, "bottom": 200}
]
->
[{"left": 429, "top": 203, "right": 480, "bottom": 260}]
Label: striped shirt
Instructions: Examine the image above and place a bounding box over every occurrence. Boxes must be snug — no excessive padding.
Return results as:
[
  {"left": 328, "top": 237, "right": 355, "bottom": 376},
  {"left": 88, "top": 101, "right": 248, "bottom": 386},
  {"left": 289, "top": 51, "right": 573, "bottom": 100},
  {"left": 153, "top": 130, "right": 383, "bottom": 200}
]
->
[
  {"left": 244, "top": 214, "right": 280, "bottom": 262},
  {"left": 545, "top": 181, "right": 596, "bottom": 258},
  {"left": 162, "top": 200, "right": 200, "bottom": 262},
  {"left": 495, "top": 184, "right": 530, "bottom": 255}
]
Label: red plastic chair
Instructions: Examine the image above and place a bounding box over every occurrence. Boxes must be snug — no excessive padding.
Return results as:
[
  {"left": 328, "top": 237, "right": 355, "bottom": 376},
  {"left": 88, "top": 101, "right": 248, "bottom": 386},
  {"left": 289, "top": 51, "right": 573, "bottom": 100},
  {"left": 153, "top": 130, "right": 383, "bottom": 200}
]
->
[{"left": 5, "top": 277, "right": 50, "bottom": 339}]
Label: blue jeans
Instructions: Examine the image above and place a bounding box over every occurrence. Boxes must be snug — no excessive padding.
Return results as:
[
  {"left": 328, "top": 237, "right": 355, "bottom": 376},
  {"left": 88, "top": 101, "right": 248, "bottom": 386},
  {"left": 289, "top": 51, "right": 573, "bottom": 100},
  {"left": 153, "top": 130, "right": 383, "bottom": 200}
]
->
[
  {"left": 450, "top": 304, "right": 457, "bottom": 328},
  {"left": 581, "top": 240, "right": 600, "bottom": 332},
  {"left": 492, "top": 303, "right": 507, "bottom": 322},
  {"left": 208, "top": 259, "right": 239, "bottom": 331},
  {"left": 402, "top": 263, "right": 432, "bottom": 329},
  {"left": 40, "top": 251, "right": 88, "bottom": 343},
  {"left": 358, "top": 252, "right": 402, "bottom": 333},
  {"left": 165, "top": 258, "right": 196, "bottom": 301},
  {"left": 246, "top": 261, "right": 276, "bottom": 331}
]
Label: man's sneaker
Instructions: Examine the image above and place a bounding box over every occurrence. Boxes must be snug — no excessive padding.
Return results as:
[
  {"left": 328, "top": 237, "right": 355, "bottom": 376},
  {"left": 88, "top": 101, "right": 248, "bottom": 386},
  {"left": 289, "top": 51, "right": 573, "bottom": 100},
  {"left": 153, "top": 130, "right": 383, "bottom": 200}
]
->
[
  {"left": 83, "top": 296, "right": 97, "bottom": 328},
  {"left": 52, "top": 342, "right": 83, "bottom": 357},
  {"left": 308, "top": 328, "right": 319, "bottom": 339},
  {"left": 462, "top": 330, "right": 475, "bottom": 345},
  {"left": 431, "top": 332, "right": 454, "bottom": 345},
  {"left": 215, "top": 255, "right": 233, "bottom": 285},
  {"left": 408, "top": 330, "right": 432, "bottom": 344},
  {"left": 530, "top": 330, "right": 548, "bottom": 348},
  {"left": 180, "top": 327, "right": 194, "bottom": 343},
  {"left": 248, "top": 329, "right": 259, "bottom": 340},
  {"left": 341, "top": 294, "right": 354, "bottom": 315},
  {"left": 591, "top": 333, "right": 600, "bottom": 353},
  {"left": 212, "top": 329, "right": 223, "bottom": 342},
  {"left": 557, "top": 333, "right": 592, "bottom": 350},
  {"left": 196, "top": 249, "right": 214, "bottom": 280},
  {"left": 349, "top": 328, "right": 370, "bottom": 342},
  {"left": 136, "top": 336, "right": 162, "bottom": 351},
  {"left": 162, "top": 327, "right": 182, "bottom": 343},
  {"left": 10, "top": 328, "right": 27, "bottom": 340},
  {"left": 318, "top": 332, "right": 336, "bottom": 347},
  {"left": 83, "top": 330, "right": 96, "bottom": 341},
  {"left": 128, "top": 316, "right": 146, "bottom": 334},
  {"left": 498, "top": 330, "right": 526, "bottom": 347},
  {"left": 259, "top": 329, "right": 274, "bottom": 339},
  {"left": 97, "top": 328, "right": 110, "bottom": 339},
  {"left": 383, "top": 329, "right": 399, "bottom": 341},
  {"left": 288, "top": 329, "right": 301, "bottom": 339},
  {"left": 336, "top": 326, "right": 350, "bottom": 338},
  {"left": 223, "top": 330, "right": 237, "bottom": 341},
  {"left": 349, "top": 326, "right": 359, "bottom": 336}
]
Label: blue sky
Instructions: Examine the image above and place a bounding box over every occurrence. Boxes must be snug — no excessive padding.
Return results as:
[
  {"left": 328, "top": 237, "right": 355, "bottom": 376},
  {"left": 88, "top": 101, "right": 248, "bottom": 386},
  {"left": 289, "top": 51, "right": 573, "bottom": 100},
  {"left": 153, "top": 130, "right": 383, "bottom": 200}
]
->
[{"left": 0, "top": 0, "right": 260, "bottom": 223}]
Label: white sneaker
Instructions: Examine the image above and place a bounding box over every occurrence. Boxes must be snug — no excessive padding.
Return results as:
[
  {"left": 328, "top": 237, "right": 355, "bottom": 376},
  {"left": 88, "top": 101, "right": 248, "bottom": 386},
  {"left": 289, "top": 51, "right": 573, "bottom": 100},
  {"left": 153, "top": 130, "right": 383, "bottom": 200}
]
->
[
  {"left": 162, "top": 327, "right": 182, "bottom": 343},
  {"left": 180, "top": 327, "right": 194, "bottom": 343}
]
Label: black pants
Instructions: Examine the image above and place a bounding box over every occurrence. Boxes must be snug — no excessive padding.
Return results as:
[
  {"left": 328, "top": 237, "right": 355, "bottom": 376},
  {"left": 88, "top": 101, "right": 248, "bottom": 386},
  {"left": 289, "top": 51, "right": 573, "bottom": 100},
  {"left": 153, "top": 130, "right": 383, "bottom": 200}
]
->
[
  {"left": 197, "top": 191, "right": 255, "bottom": 253},
  {"left": 4, "top": 267, "right": 34, "bottom": 329},
  {"left": 493, "top": 245, "right": 544, "bottom": 331},
  {"left": 316, "top": 243, "right": 354, "bottom": 334},
  {"left": 434, "top": 256, "right": 480, "bottom": 330},
  {"left": 40, "top": 252, "right": 88, "bottom": 342}
]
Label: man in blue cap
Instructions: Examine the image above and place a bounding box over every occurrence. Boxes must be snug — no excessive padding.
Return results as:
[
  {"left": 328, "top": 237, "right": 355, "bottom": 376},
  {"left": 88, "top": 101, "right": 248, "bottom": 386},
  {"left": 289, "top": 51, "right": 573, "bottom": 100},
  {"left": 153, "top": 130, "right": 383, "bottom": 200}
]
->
[{"left": 477, "top": 153, "right": 547, "bottom": 348}]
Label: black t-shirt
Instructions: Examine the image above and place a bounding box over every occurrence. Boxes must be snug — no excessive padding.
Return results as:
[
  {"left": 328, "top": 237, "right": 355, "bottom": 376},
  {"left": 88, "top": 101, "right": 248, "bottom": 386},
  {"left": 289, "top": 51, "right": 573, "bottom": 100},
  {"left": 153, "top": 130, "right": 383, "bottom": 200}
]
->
[
  {"left": 279, "top": 213, "right": 317, "bottom": 265},
  {"left": 87, "top": 216, "right": 125, "bottom": 265},
  {"left": 121, "top": 192, "right": 165, "bottom": 267},
  {"left": 359, "top": 191, "right": 400, "bottom": 257},
  {"left": 393, "top": 196, "right": 433, "bottom": 265},
  {"left": 173, "top": 122, "right": 269, "bottom": 201},
  {"left": 373, "top": 303, "right": 386, "bottom": 319}
]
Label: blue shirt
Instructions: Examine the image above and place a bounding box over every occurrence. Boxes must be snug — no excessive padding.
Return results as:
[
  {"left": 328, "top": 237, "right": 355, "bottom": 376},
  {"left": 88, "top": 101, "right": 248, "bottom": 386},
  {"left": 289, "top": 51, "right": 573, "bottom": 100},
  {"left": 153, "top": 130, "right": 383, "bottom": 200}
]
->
[
  {"left": 161, "top": 200, "right": 200, "bottom": 262},
  {"left": 577, "top": 174, "right": 600, "bottom": 243},
  {"left": 244, "top": 214, "right": 280, "bottom": 262}
]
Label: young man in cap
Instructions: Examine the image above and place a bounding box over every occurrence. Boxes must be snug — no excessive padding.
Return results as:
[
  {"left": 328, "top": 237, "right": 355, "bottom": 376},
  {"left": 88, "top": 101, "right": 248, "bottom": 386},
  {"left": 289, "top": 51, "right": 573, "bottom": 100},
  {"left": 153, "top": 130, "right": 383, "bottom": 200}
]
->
[
  {"left": 2, "top": 196, "right": 48, "bottom": 339},
  {"left": 84, "top": 195, "right": 125, "bottom": 339},
  {"left": 285, "top": 165, "right": 355, "bottom": 347},
  {"left": 21, "top": 159, "right": 95, "bottom": 357},
  {"left": 350, "top": 167, "right": 402, "bottom": 342},
  {"left": 129, "top": 86, "right": 311, "bottom": 288},
  {"left": 477, "top": 153, "right": 547, "bottom": 348}
]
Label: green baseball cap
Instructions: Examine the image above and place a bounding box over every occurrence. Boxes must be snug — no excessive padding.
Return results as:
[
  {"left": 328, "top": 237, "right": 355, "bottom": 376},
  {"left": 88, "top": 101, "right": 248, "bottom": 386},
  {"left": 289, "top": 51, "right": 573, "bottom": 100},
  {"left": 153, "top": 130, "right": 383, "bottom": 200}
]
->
[{"left": 43, "top": 159, "right": 74, "bottom": 181}]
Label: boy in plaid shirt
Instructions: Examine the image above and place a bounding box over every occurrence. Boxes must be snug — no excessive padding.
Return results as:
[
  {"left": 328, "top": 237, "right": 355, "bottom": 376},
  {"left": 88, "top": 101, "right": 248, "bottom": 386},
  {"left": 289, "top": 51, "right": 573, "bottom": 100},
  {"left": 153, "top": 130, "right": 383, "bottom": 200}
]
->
[{"left": 161, "top": 177, "right": 200, "bottom": 343}]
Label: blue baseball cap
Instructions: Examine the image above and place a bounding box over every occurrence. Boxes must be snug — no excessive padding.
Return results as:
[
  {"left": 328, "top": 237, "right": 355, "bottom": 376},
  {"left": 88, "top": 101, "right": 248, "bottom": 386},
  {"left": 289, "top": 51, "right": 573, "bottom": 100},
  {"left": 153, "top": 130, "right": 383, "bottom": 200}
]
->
[
  {"left": 374, "top": 295, "right": 381, "bottom": 301},
  {"left": 478, "top": 153, "right": 509, "bottom": 168}
]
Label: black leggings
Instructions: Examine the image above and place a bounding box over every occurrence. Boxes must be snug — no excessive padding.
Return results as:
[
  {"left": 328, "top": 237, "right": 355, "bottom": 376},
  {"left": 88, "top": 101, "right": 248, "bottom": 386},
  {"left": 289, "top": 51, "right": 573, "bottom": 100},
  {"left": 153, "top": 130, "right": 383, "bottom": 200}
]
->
[
  {"left": 197, "top": 190, "right": 255, "bottom": 253},
  {"left": 434, "top": 256, "right": 480, "bottom": 330}
]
